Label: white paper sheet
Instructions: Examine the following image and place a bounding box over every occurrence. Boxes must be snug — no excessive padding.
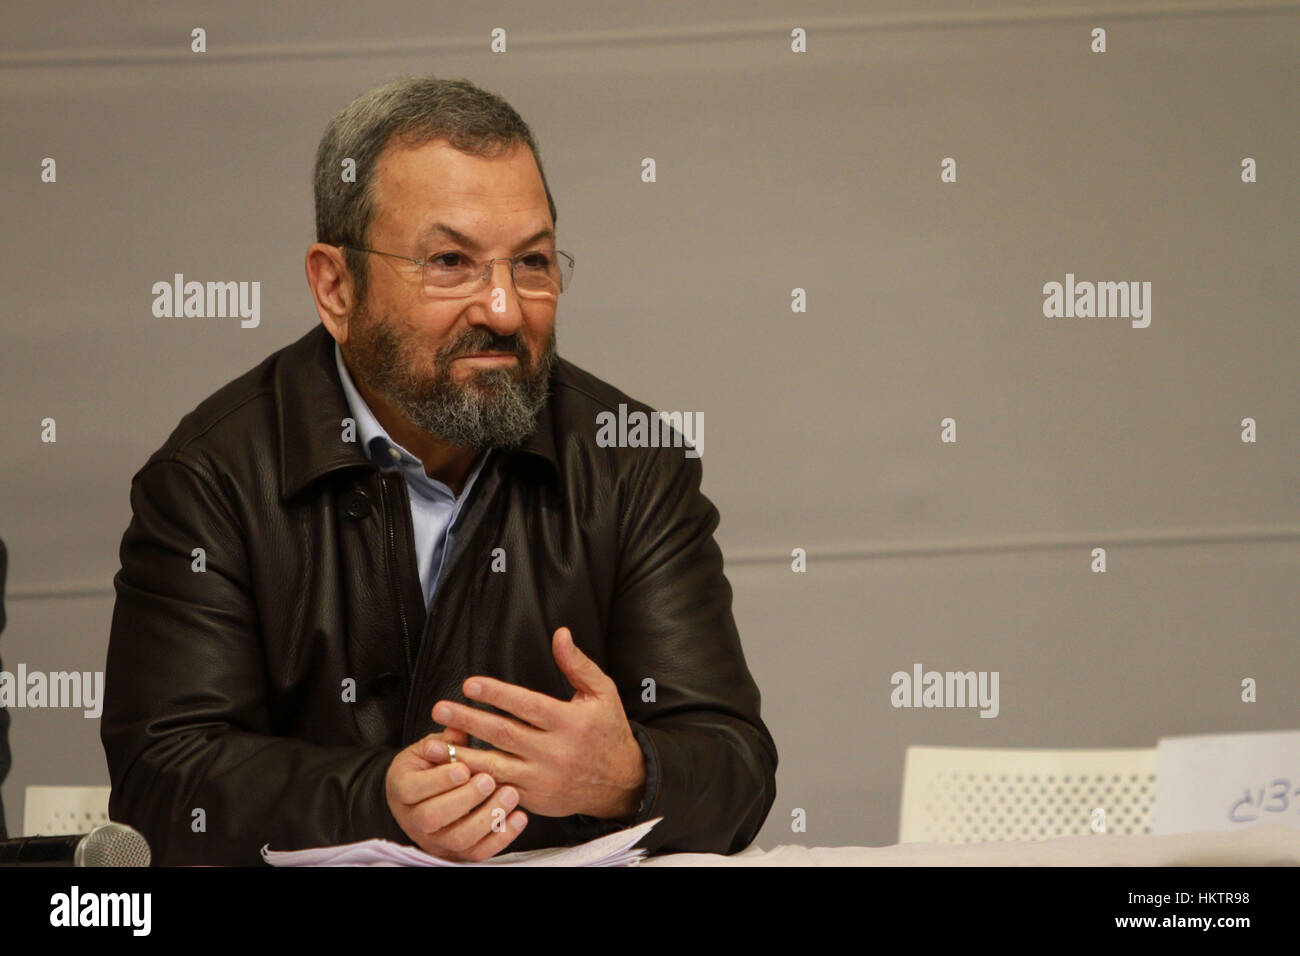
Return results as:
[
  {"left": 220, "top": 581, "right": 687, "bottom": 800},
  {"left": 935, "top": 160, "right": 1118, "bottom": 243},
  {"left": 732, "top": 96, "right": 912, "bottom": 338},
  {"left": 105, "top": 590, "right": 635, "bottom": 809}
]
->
[{"left": 262, "top": 817, "right": 661, "bottom": 867}]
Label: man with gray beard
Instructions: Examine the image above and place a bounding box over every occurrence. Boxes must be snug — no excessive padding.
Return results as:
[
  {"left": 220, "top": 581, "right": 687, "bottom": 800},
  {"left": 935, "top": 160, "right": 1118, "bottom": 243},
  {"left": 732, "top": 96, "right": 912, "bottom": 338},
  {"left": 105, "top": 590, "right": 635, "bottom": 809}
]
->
[
  {"left": 101, "top": 76, "right": 777, "bottom": 866},
  {"left": 344, "top": 290, "right": 555, "bottom": 453}
]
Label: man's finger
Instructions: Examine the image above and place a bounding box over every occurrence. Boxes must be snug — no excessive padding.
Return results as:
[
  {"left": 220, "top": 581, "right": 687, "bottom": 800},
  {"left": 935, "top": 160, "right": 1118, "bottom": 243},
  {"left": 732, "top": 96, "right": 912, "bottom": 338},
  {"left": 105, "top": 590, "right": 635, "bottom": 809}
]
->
[
  {"left": 408, "top": 773, "right": 500, "bottom": 837},
  {"left": 430, "top": 784, "right": 523, "bottom": 856},
  {"left": 422, "top": 726, "right": 470, "bottom": 762},
  {"left": 435, "top": 744, "right": 527, "bottom": 787},
  {"left": 391, "top": 759, "right": 475, "bottom": 807},
  {"left": 461, "top": 810, "right": 529, "bottom": 861},
  {"left": 551, "top": 626, "right": 610, "bottom": 697},
  {"left": 434, "top": 700, "right": 543, "bottom": 757},
  {"left": 463, "top": 675, "right": 564, "bottom": 730}
]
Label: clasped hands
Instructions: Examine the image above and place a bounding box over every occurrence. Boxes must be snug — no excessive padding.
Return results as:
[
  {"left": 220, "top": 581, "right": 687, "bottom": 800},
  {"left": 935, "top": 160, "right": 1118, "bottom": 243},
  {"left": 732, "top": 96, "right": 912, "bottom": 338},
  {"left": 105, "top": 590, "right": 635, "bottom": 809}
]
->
[{"left": 384, "top": 626, "right": 647, "bottom": 861}]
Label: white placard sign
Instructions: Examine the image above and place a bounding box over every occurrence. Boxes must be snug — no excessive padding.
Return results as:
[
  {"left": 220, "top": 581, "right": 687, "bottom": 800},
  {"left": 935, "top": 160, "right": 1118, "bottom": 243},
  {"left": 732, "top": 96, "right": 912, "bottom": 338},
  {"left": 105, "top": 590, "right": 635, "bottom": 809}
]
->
[{"left": 1153, "top": 730, "right": 1300, "bottom": 835}]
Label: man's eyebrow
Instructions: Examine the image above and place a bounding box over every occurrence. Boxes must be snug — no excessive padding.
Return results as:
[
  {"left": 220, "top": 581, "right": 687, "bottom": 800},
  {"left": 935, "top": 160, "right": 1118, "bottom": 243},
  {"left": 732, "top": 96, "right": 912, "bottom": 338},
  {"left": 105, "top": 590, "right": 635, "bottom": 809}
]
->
[{"left": 417, "top": 222, "right": 555, "bottom": 251}]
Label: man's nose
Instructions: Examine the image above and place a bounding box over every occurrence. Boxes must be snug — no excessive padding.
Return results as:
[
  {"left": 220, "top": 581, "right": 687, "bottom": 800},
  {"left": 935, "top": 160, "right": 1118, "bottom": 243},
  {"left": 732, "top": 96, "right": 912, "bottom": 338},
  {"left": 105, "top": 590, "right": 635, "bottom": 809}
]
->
[{"left": 467, "top": 259, "right": 525, "bottom": 332}]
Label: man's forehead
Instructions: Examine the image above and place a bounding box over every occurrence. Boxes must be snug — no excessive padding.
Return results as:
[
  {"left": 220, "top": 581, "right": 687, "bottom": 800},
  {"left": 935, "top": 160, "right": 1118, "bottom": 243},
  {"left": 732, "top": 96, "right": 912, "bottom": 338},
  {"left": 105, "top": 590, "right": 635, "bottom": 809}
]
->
[
  {"left": 371, "top": 138, "right": 549, "bottom": 240},
  {"left": 415, "top": 220, "right": 554, "bottom": 252}
]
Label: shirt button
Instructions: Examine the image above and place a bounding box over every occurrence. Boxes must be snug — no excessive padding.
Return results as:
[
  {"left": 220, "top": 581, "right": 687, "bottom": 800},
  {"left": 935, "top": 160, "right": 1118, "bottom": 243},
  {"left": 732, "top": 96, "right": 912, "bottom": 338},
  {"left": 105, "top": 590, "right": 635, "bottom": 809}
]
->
[
  {"left": 388, "top": 447, "right": 402, "bottom": 463},
  {"left": 343, "top": 490, "right": 371, "bottom": 519}
]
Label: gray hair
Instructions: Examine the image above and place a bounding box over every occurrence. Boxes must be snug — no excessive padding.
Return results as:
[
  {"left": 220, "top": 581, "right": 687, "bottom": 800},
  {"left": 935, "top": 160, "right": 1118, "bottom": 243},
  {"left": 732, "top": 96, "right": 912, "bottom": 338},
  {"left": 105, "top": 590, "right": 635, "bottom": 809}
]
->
[{"left": 314, "top": 75, "right": 558, "bottom": 304}]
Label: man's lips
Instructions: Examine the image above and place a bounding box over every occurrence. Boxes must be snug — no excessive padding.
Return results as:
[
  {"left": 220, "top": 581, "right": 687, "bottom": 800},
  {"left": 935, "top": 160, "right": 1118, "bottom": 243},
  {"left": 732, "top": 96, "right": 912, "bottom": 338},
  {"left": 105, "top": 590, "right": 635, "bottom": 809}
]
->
[{"left": 455, "top": 352, "right": 518, "bottom": 362}]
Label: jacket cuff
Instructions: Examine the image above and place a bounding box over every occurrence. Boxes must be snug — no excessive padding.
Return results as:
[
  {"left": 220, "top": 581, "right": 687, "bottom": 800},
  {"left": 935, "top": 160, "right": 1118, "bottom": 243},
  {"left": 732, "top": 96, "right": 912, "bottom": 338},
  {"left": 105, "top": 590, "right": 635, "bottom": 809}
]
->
[
  {"left": 624, "top": 721, "right": 661, "bottom": 825},
  {"left": 364, "top": 748, "right": 414, "bottom": 846}
]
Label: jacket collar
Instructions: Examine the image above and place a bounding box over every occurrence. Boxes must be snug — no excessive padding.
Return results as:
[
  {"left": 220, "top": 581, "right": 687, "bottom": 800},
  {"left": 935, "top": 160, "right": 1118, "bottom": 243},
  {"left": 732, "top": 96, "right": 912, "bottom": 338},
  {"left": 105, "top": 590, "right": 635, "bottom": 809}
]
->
[{"left": 274, "top": 323, "right": 559, "bottom": 501}]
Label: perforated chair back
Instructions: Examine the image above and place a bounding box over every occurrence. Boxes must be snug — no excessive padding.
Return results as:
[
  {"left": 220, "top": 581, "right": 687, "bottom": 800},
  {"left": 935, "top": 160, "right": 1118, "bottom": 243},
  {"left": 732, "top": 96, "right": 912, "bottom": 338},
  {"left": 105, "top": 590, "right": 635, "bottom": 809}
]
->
[
  {"left": 23, "top": 785, "right": 112, "bottom": 837},
  {"left": 899, "top": 746, "right": 1157, "bottom": 843}
]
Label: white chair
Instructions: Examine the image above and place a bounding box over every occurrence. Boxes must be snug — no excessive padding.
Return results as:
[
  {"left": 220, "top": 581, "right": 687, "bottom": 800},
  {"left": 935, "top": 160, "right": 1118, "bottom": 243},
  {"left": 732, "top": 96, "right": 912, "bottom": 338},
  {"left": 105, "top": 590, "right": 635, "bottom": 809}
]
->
[
  {"left": 899, "top": 746, "right": 1157, "bottom": 843},
  {"left": 23, "top": 785, "right": 112, "bottom": 837}
]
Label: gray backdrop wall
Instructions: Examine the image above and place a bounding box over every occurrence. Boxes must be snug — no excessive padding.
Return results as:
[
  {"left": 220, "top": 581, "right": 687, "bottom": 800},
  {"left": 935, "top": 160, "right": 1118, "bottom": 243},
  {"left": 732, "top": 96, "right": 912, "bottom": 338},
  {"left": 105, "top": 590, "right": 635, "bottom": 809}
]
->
[{"left": 1, "top": 0, "right": 1297, "bottom": 847}]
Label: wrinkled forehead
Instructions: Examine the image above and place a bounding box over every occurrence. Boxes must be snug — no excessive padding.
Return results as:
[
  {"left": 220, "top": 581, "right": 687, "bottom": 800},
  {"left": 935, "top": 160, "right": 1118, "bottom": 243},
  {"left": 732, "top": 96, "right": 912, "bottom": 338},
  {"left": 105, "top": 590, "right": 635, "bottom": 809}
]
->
[{"left": 370, "top": 137, "right": 550, "bottom": 246}]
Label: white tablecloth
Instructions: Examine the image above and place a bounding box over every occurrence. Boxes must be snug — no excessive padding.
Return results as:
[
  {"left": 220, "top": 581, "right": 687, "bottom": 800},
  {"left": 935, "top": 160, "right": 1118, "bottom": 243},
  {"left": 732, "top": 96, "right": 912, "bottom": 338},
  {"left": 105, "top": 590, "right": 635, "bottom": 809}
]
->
[{"left": 639, "top": 823, "right": 1300, "bottom": 866}]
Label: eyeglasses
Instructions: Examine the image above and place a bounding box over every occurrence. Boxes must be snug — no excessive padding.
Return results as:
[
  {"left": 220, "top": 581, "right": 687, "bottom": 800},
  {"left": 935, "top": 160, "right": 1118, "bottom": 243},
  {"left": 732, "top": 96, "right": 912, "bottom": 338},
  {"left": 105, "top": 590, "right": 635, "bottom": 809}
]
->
[{"left": 340, "top": 244, "right": 574, "bottom": 298}]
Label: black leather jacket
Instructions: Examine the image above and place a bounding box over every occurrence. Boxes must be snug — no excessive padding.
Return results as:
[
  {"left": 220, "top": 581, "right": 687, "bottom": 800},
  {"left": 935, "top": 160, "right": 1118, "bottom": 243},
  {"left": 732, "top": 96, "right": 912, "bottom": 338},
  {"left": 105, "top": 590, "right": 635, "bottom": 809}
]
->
[{"left": 101, "top": 324, "right": 777, "bottom": 865}]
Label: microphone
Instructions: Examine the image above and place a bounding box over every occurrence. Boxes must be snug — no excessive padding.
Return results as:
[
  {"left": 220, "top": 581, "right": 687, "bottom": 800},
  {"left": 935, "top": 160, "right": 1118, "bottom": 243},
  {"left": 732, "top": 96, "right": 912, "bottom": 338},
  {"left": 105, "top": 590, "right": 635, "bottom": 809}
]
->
[{"left": 0, "top": 822, "right": 151, "bottom": 866}]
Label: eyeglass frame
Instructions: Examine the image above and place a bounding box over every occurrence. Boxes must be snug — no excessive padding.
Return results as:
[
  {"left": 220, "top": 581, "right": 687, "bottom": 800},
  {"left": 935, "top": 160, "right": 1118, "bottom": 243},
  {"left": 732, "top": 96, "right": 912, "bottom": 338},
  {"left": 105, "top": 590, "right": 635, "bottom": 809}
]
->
[{"left": 337, "top": 243, "right": 574, "bottom": 298}]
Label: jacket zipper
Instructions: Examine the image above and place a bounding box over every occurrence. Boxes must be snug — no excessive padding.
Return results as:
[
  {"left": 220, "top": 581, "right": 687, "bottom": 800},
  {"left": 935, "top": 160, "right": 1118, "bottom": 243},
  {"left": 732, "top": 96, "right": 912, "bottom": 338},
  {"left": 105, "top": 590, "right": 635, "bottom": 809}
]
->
[
  {"left": 401, "top": 473, "right": 484, "bottom": 743},
  {"left": 402, "top": 506, "right": 458, "bottom": 744},
  {"left": 380, "top": 476, "right": 413, "bottom": 677}
]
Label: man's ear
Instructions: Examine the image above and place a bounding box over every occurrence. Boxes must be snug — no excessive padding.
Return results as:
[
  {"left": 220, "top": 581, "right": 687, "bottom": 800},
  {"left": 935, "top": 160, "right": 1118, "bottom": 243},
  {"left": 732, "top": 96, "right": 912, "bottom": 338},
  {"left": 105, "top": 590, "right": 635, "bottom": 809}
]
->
[{"left": 306, "top": 243, "right": 356, "bottom": 343}]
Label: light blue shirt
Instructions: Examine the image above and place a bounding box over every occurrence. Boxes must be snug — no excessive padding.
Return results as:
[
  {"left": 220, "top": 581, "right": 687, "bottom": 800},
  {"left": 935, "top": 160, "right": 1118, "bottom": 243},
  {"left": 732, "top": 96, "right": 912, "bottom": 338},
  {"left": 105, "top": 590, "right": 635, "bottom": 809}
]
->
[{"left": 334, "top": 342, "right": 491, "bottom": 610}]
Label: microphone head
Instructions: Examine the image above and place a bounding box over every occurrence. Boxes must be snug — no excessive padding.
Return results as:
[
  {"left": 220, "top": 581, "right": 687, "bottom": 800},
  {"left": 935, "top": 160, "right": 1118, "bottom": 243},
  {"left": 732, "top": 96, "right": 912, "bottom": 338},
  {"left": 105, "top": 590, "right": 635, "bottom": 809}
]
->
[{"left": 75, "top": 823, "right": 152, "bottom": 867}]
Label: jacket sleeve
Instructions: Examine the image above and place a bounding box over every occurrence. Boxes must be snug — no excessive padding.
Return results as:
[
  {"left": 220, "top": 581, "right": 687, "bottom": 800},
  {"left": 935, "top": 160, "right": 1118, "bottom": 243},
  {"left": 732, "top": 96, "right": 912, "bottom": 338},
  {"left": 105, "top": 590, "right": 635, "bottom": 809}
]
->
[
  {"left": 101, "top": 455, "right": 409, "bottom": 866},
  {"left": 605, "top": 441, "right": 778, "bottom": 855}
]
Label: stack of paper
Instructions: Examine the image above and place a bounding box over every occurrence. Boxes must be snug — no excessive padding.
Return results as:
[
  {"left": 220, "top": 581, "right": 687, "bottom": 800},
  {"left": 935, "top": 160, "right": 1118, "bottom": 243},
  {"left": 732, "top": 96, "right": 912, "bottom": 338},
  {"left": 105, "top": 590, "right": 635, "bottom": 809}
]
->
[{"left": 262, "top": 818, "right": 661, "bottom": 867}]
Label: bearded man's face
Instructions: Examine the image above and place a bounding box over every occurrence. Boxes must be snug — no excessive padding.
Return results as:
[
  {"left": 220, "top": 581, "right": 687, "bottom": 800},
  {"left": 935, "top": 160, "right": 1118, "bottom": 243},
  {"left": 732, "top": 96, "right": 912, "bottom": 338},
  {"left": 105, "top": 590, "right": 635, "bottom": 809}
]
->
[
  {"left": 346, "top": 294, "right": 554, "bottom": 449},
  {"left": 337, "top": 137, "right": 560, "bottom": 449}
]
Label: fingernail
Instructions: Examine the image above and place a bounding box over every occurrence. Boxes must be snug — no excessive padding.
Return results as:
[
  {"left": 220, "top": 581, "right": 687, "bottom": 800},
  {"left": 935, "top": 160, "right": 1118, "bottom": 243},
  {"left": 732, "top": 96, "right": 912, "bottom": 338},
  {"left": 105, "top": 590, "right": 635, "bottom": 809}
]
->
[
  {"left": 501, "top": 788, "right": 519, "bottom": 809},
  {"left": 466, "top": 681, "right": 482, "bottom": 698},
  {"left": 434, "top": 705, "right": 451, "bottom": 722},
  {"left": 511, "top": 813, "right": 526, "bottom": 831},
  {"left": 425, "top": 742, "right": 446, "bottom": 761},
  {"left": 450, "top": 764, "right": 469, "bottom": 784},
  {"left": 476, "top": 774, "right": 494, "bottom": 795}
]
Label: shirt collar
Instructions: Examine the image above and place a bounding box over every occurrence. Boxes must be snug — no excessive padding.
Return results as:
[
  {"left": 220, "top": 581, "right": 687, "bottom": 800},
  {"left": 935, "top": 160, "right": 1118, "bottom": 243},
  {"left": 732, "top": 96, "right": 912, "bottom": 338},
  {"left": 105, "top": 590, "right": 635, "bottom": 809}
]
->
[
  {"left": 334, "top": 340, "right": 499, "bottom": 496},
  {"left": 333, "top": 340, "right": 407, "bottom": 467}
]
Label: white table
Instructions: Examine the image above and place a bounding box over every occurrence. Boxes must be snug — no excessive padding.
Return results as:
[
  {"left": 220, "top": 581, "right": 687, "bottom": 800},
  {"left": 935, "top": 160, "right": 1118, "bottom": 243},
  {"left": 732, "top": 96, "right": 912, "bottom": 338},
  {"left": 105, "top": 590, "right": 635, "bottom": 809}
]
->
[{"left": 639, "top": 823, "right": 1300, "bottom": 866}]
